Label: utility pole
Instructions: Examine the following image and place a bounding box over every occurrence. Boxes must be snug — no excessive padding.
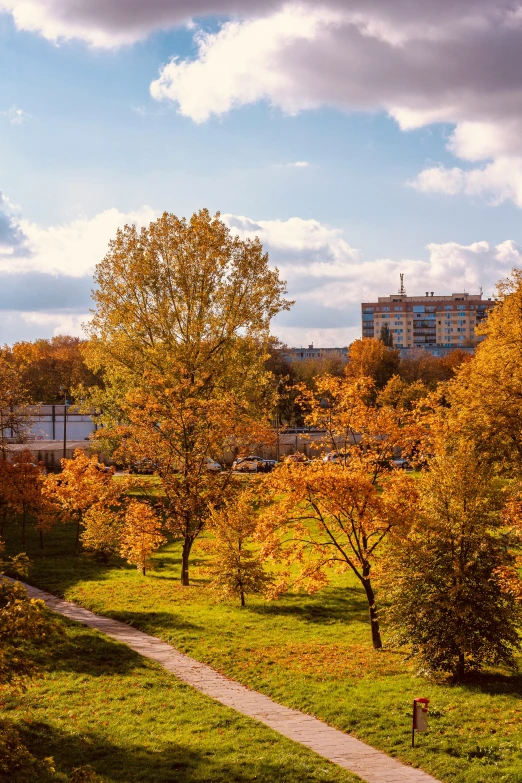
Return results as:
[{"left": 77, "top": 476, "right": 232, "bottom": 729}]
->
[{"left": 61, "top": 388, "right": 68, "bottom": 460}]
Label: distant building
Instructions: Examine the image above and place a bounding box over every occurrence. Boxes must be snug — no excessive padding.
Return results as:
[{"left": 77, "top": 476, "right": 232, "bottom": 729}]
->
[
  {"left": 283, "top": 344, "right": 349, "bottom": 363},
  {"left": 361, "top": 280, "right": 496, "bottom": 356}
]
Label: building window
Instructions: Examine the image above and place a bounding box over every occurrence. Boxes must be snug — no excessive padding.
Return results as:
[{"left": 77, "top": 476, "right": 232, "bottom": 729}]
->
[
  {"left": 394, "top": 306, "right": 403, "bottom": 311},
  {"left": 413, "top": 306, "right": 425, "bottom": 313},
  {"left": 382, "top": 306, "right": 390, "bottom": 311},
  {"left": 363, "top": 307, "right": 374, "bottom": 312},
  {"left": 444, "top": 305, "right": 453, "bottom": 310},
  {"left": 457, "top": 304, "right": 466, "bottom": 310}
]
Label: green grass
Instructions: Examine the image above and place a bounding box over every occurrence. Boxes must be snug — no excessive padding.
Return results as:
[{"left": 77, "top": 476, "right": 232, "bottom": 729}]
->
[
  {"left": 2, "top": 615, "right": 360, "bottom": 783},
  {"left": 5, "top": 521, "right": 522, "bottom": 783}
]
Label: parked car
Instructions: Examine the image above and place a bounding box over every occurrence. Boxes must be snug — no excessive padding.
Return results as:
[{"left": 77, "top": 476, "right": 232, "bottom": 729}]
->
[
  {"left": 391, "top": 458, "right": 412, "bottom": 470},
  {"left": 129, "top": 459, "right": 159, "bottom": 475},
  {"left": 322, "top": 451, "right": 350, "bottom": 463},
  {"left": 206, "top": 458, "right": 223, "bottom": 473},
  {"left": 232, "top": 456, "right": 277, "bottom": 473},
  {"left": 285, "top": 452, "right": 309, "bottom": 463}
]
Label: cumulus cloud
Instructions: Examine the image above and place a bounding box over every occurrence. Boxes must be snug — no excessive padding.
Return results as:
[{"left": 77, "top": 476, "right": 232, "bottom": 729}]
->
[
  {"left": 4, "top": 2, "right": 522, "bottom": 203},
  {"left": 411, "top": 159, "right": 522, "bottom": 207},
  {"left": 0, "top": 191, "right": 29, "bottom": 256},
  {"left": 223, "top": 212, "right": 513, "bottom": 346},
  {"left": 0, "top": 205, "right": 156, "bottom": 277},
  {"left": 0, "top": 199, "right": 516, "bottom": 346},
  {"left": 0, "top": 310, "right": 90, "bottom": 344}
]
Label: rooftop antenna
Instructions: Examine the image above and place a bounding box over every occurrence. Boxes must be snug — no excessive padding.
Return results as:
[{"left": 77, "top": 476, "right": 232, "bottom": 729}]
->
[
  {"left": 399, "top": 273, "right": 406, "bottom": 296},
  {"left": 480, "top": 286, "right": 483, "bottom": 296}
]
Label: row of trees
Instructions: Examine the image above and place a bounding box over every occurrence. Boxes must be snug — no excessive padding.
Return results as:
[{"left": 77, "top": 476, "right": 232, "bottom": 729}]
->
[
  {"left": 3, "top": 209, "right": 522, "bottom": 685},
  {"left": 0, "top": 450, "right": 166, "bottom": 574}
]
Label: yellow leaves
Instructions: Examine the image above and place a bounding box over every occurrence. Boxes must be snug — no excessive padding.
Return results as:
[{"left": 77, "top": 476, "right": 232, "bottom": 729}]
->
[
  {"left": 43, "top": 449, "right": 114, "bottom": 521},
  {"left": 223, "top": 642, "right": 405, "bottom": 682},
  {"left": 201, "top": 490, "right": 273, "bottom": 605},
  {"left": 119, "top": 500, "right": 166, "bottom": 574},
  {"left": 262, "top": 461, "right": 418, "bottom": 593}
]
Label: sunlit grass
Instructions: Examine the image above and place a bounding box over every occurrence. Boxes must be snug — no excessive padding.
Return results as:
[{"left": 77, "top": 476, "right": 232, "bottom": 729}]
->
[
  {"left": 2, "top": 616, "right": 360, "bottom": 783},
  {"left": 5, "top": 520, "right": 522, "bottom": 783}
]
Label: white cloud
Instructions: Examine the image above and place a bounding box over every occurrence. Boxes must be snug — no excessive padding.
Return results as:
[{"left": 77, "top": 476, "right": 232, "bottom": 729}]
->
[
  {"left": 275, "top": 325, "right": 360, "bottom": 348},
  {"left": 411, "top": 159, "right": 522, "bottom": 208},
  {"left": 0, "top": 309, "right": 91, "bottom": 343},
  {"left": 0, "top": 205, "right": 156, "bottom": 276},
  {"left": 0, "top": 199, "right": 515, "bottom": 346},
  {"left": 223, "top": 213, "right": 359, "bottom": 265},
  {"left": 274, "top": 160, "right": 311, "bottom": 168},
  {"left": 151, "top": 7, "right": 342, "bottom": 122},
  {"left": 1, "top": 106, "right": 29, "bottom": 125},
  {"left": 4, "top": 2, "right": 522, "bottom": 205},
  {"left": 221, "top": 212, "right": 512, "bottom": 345},
  {"left": 20, "top": 310, "right": 90, "bottom": 336}
]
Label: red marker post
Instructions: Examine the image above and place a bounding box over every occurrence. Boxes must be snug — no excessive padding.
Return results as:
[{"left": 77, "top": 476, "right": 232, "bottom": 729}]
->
[{"left": 411, "top": 697, "right": 429, "bottom": 748}]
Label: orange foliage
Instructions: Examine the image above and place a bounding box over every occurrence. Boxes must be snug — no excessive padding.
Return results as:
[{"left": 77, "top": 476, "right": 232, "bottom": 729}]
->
[
  {"left": 119, "top": 500, "right": 166, "bottom": 574},
  {"left": 261, "top": 461, "right": 418, "bottom": 649}
]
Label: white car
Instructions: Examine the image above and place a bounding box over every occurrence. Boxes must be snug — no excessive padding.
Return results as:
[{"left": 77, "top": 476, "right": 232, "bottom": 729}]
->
[
  {"left": 322, "top": 451, "right": 350, "bottom": 463},
  {"left": 206, "top": 458, "right": 223, "bottom": 472}
]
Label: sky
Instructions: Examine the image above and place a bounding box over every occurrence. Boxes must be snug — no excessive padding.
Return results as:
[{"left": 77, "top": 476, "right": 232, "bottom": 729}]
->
[{"left": 1, "top": 0, "right": 522, "bottom": 347}]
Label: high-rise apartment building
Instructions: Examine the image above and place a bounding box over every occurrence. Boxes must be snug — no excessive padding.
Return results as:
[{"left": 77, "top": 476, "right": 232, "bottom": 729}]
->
[{"left": 361, "top": 280, "right": 495, "bottom": 354}]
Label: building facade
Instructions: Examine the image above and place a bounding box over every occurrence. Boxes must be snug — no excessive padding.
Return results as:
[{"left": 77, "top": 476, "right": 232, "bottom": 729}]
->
[
  {"left": 283, "top": 345, "right": 349, "bottom": 363},
  {"left": 361, "top": 290, "right": 496, "bottom": 354}
]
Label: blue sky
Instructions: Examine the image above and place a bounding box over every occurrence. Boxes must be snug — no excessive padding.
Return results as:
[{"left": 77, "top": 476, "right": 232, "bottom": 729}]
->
[{"left": 1, "top": 1, "right": 522, "bottom": 346}]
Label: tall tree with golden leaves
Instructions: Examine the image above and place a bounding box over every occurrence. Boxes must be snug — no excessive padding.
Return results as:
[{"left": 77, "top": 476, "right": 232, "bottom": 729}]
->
[
  {"left": 448, "top": 270, "right": 522, "bottom": 471},
  {"left": 82, "top": 209, "right": 291, "bottom": 585}
]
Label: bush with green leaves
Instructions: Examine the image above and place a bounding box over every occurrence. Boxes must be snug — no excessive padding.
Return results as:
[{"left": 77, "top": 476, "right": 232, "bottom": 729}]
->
[{"left": 381, "top": 444, "right": 522, "bottom": 678}]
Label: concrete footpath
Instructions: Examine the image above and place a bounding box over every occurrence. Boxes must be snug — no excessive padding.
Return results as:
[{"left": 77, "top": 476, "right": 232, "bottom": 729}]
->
[{"left": 22, "top": 581, "right": 441, "bottom": 783}]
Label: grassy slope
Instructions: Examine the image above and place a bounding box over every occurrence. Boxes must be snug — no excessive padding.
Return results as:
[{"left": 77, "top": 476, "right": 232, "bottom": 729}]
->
[
  {"left": 3, "top": 616, "right": 360, "bottom": 783},
  {"left": 5, "top": 522, "right": 522, "bottom": 783}
]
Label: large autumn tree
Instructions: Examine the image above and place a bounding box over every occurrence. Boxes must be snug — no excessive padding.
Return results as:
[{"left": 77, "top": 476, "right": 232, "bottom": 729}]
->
[
  {"left": 448, "top": 270, "right": 522, "bottom": 471},
  {"left": 82, "top": 209, "right": 291, "bottom": 585}
]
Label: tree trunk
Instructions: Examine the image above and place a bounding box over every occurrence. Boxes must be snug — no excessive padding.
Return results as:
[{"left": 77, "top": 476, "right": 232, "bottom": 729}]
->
[
  {"left": 39, "top": 529, "right": 44, "bottom": 549},
  {"left": 181, "top": 537, "right": 193, "bottom": 586},
  {"left": 22, "top": 509, "right": 26, "bottom": 546},
  {"left": 362, "top": 572, "right": 382, "bottom": 650},
  {"left": 75, "top": 516, "right": 81, "bottom": 554},
  {"left": 456, "top": 651, "right": 466, "bottom": 680}
]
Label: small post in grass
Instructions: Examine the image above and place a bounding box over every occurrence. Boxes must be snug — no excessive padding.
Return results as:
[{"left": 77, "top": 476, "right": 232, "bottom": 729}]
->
[{"left": 411, "top": 697, "right": 429, "bottom": 748}]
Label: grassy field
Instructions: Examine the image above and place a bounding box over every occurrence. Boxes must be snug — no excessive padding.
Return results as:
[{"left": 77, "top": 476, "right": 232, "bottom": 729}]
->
[
  {"left": 5, "top": 521, "right": 522, "bottom": 783},
  {"left": 2, "top": 614, "right": 361, "bottom": 783}
]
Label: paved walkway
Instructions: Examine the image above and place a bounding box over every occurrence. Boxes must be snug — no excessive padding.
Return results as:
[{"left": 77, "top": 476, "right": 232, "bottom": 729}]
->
[{"left": 22, "top": 581, "right": 441, "bottom": 783}]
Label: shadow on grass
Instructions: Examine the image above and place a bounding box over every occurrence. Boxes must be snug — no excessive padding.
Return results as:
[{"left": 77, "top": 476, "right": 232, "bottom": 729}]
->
[
  {"left": 106, "top": 610, "right": 203, "bottom": 634},
  {"left": 455, "top": 669, "right": 522, "bottom": 697},
  {"left": 14, "top": 719, "right": 307, "bottom": 783},
  {"left": 32, "top": 621, "right": 153, "bottom": 677},
  {"left": 246, "top": 586, "right": 369, "bottom": 625}
]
